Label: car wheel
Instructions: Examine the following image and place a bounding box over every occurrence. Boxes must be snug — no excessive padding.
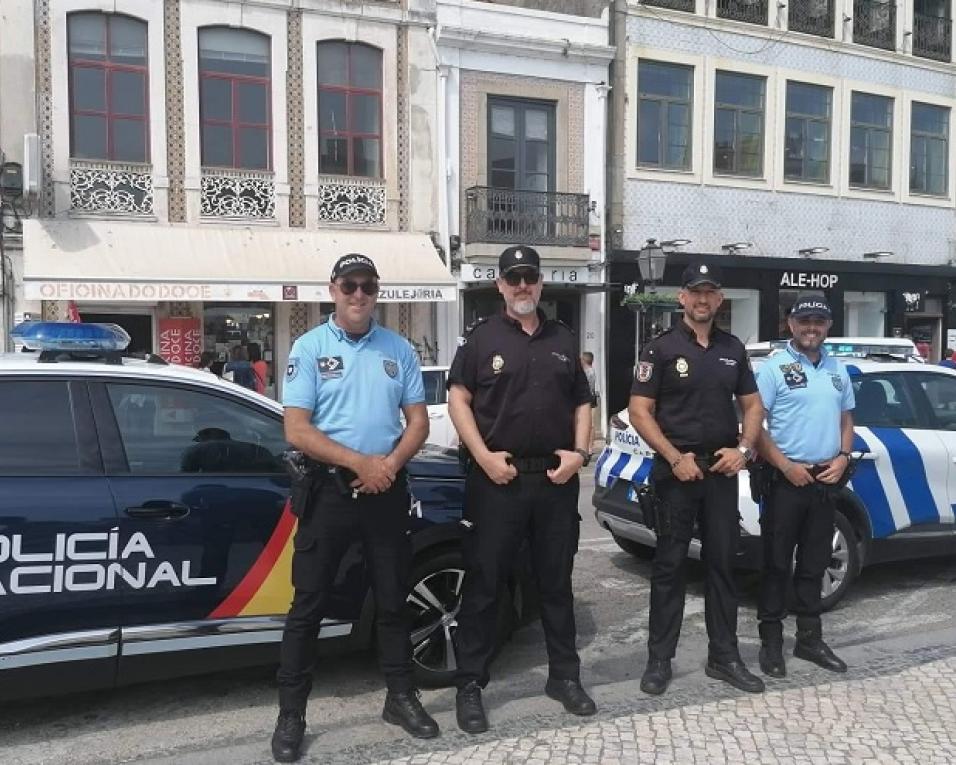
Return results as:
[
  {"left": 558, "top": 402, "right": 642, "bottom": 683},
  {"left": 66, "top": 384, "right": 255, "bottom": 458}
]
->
[
  {"left": 610, "top": 531, "right": 655, "bottom": 560},
  {"left": 406, "top": 548, "right": 515, "bottom": 688},
  {"left": 820, "top": 510, "right": 859, "bottom": 612}
]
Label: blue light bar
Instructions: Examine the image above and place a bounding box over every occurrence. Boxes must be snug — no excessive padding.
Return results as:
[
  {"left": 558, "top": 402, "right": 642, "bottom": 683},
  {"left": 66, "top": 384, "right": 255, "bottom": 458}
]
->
[{"left": 12, "top": 321, "right": 131, "bottom": 352}]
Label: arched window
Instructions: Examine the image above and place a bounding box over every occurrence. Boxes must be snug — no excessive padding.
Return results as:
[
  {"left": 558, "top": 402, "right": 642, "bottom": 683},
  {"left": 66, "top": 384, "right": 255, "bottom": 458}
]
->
[
  {"left": 317, "top": 42, "right": 383, "bottom": 177},
  {"left": 68, "top": 12, "right": 149, "bottom": 163},
  {"left": 199, "top": 27, "right": 271, "bottom": 171}
]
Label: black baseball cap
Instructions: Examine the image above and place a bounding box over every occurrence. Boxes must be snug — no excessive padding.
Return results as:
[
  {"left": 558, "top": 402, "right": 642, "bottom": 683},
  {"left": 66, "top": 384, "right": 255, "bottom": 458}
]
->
[
  {"left": 498, "top": 245, "right": 541, "bottom": 275},
  {"left": 790, "top": 292, "right": 832, "bottom": 319},
  {"left": 330, "top": 253, "right": 379, "bottom": 281},
  {"left": 681, "top": 261, "right": 722, "bottom": 288}
]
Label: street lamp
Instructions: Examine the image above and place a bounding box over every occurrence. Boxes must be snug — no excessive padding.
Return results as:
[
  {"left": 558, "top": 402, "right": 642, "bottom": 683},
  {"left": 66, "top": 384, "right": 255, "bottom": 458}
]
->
[
  {"left": 721, "top": 241, "right": 752, "bottom": 254},
  {"left": 638, "top": 238, "right": 667, "bottom": 294},
  {"left": 863, "top": 251, "right": 893, "bottom": 260},
  {"left": 798, "top": 246, "right": 829, "bottom": 258}
]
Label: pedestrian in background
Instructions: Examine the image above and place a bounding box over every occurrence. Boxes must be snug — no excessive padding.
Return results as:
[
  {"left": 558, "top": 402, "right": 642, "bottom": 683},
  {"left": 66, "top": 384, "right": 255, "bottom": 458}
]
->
[
  {"left": 224, "top": 345, "right": 257, "bottom": 391},
  {"left": 939, "top": 349, "right": 956, "bottom": 369},
  {"left": 248, "top": 342, "right": 269, "bottom": 394},
  {"left": 629, "top": 261, "right": 765, "bottom": 696}
]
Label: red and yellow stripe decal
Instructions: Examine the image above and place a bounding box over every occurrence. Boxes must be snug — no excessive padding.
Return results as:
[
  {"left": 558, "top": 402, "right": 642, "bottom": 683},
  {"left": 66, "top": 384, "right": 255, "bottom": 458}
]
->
[{"left": 208, "top": 500, "right": 297, "bottom": 619}]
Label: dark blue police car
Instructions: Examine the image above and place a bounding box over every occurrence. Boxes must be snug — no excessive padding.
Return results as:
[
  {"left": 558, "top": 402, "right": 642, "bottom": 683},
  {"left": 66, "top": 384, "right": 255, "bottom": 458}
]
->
[{"left": 0, "top": 323, "right": 526, "bottom": 700}]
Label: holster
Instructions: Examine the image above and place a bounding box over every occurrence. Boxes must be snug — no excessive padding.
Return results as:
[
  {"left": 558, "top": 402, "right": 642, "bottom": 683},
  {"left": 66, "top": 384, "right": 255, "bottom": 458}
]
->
[
  {"left": 635, "top": 483, "right": 663, "bottom": 534},
  {"left": 330, "top": 466, "right": 359, "bottom": 497},
  {"left": 749, "top": 460, "right": 774, "bottom": 503},
  {"left": 283, "top": 449, "right": 324, "bottom": 519}
]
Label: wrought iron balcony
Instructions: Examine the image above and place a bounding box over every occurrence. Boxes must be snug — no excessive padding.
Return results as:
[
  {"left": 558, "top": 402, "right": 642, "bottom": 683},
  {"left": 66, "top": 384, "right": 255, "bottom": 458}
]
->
[
  {"left": 317, "top": 175, "right": 386, "bottom": 226},
  {"left": 788, "top": 0, "right": 834, "bottom": 37},
  {"left": 642, "top": 0, "right": 695, "bottom": 11},
  {"left": 200, "top": 168, "right": 276, "bottom": 219},
  {"left": 70, "top": 159, "right": 153, "bottom": 216},
  {"left": 465, "top": 187, "right": 590, "bottom": 248},
  {"left": 716, "top": 0, "right": 769, "bottom": 26},
  {"left": 913, "top": 11, "right": 952, "bottom": 61},
  {"left": 853, "top": 0, "right": 896, "bottom": 51}
]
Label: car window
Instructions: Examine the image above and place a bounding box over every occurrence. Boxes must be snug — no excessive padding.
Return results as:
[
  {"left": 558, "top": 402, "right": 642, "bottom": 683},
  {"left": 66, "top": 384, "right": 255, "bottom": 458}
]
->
[
  {"left": 106, "top": 383, "right": 287, "bottom": 474},
  {"left": 422, "top": 370, "right": 447, "bottom": 405},
  {"left": 852, "top": 373, "right": 918, "bottom": 429},
  {"left": 915, "top": 373, "right": 956, "bottom": 431},
  {"left": 0, "top": 380, "right": 83, "bottom": 474}
]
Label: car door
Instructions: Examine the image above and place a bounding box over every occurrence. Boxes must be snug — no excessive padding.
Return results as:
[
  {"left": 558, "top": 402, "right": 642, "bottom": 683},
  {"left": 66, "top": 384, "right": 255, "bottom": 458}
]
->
[
  {"left": 89, "top": 378, "right": 358, "bottom": 685},
  {"left": 849, "top": 370, "right": 951, "bottom": 539},
  {"left": 0, "top": 377, "right": 120, "bottom": 701}
]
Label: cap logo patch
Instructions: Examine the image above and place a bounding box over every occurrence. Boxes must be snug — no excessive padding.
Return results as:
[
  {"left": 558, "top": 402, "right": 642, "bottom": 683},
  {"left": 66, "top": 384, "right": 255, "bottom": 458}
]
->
[
  {"left": 515, "top": 252, "right": 523, "bottom": 260},
  {"left": 492, "top": 353, "right": 505, "bottom": 375},
  {"left": 637, "top": 361, "right": 654, "bottom": 383},
  {"left": 700, "top": 265, "right": 708, "bottom": 274}
]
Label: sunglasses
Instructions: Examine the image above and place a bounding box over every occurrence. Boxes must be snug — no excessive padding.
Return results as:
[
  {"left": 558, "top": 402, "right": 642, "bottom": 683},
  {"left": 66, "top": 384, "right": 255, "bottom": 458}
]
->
[
  {"left": 337, "top": 279, "right": 379, "bottom": 296},
  {"left": 503, "top": 270, "right": 541, "bottom": 287}
]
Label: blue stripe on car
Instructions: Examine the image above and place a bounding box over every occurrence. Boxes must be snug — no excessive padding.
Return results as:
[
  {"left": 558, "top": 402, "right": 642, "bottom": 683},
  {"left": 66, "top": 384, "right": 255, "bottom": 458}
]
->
[
  {"left": 605, "top": 451, "right": 632, "bottom": 488},
  {"left": 633, "top": 458, "right": 652, "bottom": 484},
  {"left": 594, "top": 447, "right": 613, "bottom": 480},
  {"left": 849, "top": 431, "right": 897, "bottom": 538},
  {"left": 867, "top": 427, "right": 939, "bottom": 526}
]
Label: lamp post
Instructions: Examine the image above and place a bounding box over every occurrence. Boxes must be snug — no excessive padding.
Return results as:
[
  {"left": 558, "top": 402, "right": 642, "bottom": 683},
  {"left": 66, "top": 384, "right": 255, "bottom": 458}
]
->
[{"left": 638, "top": 238, "right": 666, "bottom": 293}]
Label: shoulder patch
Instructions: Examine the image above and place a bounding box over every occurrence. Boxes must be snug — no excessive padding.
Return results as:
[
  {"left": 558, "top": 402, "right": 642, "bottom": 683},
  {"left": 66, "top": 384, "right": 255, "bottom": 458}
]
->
[
  {"left": 463, "top": 316, "right": 489, "bottom": 338},
  {"left": 637, "top": 361, "right": 654, "bottom": 383},
  {"left": 286, "top": 357, "right": 300, "bottom": 381},
  {"left": 554, "top": 318, "right": 576, "bottom": 335}
]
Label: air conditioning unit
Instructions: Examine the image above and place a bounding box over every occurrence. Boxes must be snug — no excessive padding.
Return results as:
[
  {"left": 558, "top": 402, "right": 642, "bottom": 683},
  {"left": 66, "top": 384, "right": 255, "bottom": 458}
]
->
[{"left": 22, "top": 133, "right": 40, "bottom": 197}]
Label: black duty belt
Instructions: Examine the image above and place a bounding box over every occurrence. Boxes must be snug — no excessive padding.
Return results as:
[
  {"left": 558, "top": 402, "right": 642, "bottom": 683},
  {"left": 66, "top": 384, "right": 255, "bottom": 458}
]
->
[{"left": 507, "top": 455, "right": 561, "bottom": 473}]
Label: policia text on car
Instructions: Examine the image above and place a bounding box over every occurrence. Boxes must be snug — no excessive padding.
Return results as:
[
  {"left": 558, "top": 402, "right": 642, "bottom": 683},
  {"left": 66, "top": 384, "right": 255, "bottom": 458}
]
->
[
  {"left": 270, "top": 254, "right": 437, "bottom": 764},
  {"left": 628, "top": 261, "right": 766, "bottom": 696}
]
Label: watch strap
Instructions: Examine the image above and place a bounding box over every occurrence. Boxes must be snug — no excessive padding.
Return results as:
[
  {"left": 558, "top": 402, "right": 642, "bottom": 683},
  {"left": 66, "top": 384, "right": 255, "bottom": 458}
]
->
[{"left": 574, "top": 448, "right": 591, "bottom": 466}]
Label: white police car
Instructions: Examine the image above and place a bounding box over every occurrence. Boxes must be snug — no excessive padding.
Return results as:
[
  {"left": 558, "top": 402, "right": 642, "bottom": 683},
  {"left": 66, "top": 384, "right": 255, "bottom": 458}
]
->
[{"left": 593, "top": 358, "right": 956, "bottom": 609}]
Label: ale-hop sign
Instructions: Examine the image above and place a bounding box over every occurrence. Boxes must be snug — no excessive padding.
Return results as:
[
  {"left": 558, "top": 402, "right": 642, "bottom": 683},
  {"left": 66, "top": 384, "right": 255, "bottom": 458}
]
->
[{"left": 779, "top": 272, "right": 839, "bottom": 289}]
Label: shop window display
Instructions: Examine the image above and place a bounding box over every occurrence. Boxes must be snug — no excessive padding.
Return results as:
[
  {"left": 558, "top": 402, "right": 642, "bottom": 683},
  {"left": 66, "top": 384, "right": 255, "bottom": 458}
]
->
[{"left": 203, "top": 305, "right": 275, "bottom": 398}]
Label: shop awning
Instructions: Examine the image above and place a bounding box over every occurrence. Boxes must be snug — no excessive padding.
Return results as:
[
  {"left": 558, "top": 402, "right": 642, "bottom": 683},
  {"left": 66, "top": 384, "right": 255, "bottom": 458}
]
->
[{"left": 22, "top": 219, "right": 456, "bottom": 302}]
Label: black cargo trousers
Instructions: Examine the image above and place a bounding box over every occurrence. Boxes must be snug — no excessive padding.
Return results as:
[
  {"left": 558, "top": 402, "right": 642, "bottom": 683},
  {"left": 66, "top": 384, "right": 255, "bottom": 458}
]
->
[
  {"left": 647, "top": 460, "right": 742, "bottom": 664},
  {"left": 277, "top": 474, "right": 413, "bottom": 712},
  {"left": 455, "top": 467, "right": 581, "bottom": 689}
]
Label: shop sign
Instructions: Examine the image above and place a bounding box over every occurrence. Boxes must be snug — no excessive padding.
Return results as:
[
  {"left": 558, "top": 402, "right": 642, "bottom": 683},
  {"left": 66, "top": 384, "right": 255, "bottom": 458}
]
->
[
  {"left": 158, "top": 317, "right": 201, "bottom": 367},
  {"left": 779, "top": 272, "right": 839, "bottom": 289},
  {"left": 461, "top": 264, "right": 588, "bottom": 284},
  {"left": 902, "top": 291, "right": 924, "bottom": 313}
]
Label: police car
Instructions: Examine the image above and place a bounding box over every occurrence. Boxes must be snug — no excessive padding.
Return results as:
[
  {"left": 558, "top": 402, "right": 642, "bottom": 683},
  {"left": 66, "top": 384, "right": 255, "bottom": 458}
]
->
[
  {"left": 593, "top": 358, "right": 956, "bottom": 610},
  {"left": 0, "top": 323, "right": 528, "bottom": 700}
]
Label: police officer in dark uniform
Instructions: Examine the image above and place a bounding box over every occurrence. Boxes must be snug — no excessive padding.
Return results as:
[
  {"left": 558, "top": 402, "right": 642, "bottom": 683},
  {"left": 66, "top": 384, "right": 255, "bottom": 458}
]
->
[
  {"left": 448, "top": 244, "right": 596, "bottom": 734},
  {"left": 270, "top": 254, "right": 437, "bottom": 763},
  {"left": 754, "top": 293, "right": 854, "bottom": 678},
  {"left": 629, "top": 261, "right": 765, "bottom": 696}
]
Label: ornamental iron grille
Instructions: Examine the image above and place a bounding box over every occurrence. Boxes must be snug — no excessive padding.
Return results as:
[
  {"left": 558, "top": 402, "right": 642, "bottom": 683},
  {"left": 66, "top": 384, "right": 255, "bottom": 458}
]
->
[
  {"left": 200, "top": 168, "right": 275, "bottom": 218},
  {"left": 70, "top": 159, "right": 153, "bottom": 215},
  {"left": 465, "top": 186, "right": 590, "bottom": 247},
  {"left": 641, "top": 0, "right": 695, "bottom": 11},
  {"left": 788, "top": 0, "right": 835, "bottom": 37},
  {"left": 717, "top": 0, "right": 769, "bottom": 26},
  {"left": 913, "top": 2, "right": 951, "bottom": 62},
  {"left": 853, "top": 0, "right": 896, "bottom": 51},
  {"left": 317, "top": 175, "right": 386, "bottom": 225}
]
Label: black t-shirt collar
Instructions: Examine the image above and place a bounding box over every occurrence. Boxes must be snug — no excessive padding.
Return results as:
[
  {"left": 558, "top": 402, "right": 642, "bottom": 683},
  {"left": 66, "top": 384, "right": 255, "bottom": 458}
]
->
[{"left": 500, "top": 307, "right": 549, "bottom": 338}]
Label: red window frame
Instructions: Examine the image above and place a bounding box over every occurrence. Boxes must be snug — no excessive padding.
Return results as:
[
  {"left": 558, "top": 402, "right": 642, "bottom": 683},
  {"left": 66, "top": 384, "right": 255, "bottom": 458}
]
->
[
  {"left": 318, "top": 42, "right": 383, "bottom": 178},
  {"left": 199, "top": 29, "right": 272, "bottom": 171},
  {"left": 68, "top": 13, "right": 150, "bottom": 163}
]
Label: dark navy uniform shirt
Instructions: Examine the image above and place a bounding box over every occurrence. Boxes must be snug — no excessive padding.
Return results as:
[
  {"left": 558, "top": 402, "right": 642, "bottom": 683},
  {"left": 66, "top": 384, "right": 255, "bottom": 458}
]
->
[
  {"left": 448, "top": 310, "right": 592, "bottom": 457},
  {"left": 630, "top": 322, "right": 757, "bottom": 453}
]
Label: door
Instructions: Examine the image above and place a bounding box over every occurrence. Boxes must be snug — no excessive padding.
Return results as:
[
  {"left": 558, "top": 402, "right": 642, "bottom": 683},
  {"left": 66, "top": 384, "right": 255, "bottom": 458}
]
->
[
  {"left": 905, "top": 370, "right": 956, "bottom": 528},
  {"left": 90, "top": 379, "right": 318, "bottom": 683},
  {"left": 422, "top": 368, "right": 454, "bottom": 448},
  {"left": 0, "top": 378, "right": 120, "bottom": 700}
]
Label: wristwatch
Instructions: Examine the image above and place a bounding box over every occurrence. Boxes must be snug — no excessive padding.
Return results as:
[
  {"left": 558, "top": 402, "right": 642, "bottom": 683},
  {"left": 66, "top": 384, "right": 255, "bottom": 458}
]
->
[
  {"left": 738, "top": 444, "right": 755, "bottom": 462},
  {"left": 574, "top": 448, "right": 591, "bottom": 467}
]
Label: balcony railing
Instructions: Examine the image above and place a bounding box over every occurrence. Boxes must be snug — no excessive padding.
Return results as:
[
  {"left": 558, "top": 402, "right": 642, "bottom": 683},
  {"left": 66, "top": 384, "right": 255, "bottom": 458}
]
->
[
  {"left": 642, "top": 0, "right": 696, "bottom": 11},
  {"left": 465, "top": 187, "right": 590, "bottom": 248},
  {"left": 788, "top": 0, "right": 835, "bottom": 37},
  {"left": 317, "top": 175, "right": 386, "bottom": 225},
  {"left": 853, "top": 0, "right": 896, "bottom": 51},
  {"left": 200, "top": 169, "right": 275, "bottom": 219},
  {"left": 913, "top": 11, "right": 952, "bottom": 61},
  {"left": 716, "top": 0, "right": 769, "bottom": 25},
  {"left": 70, "top": 160, "right": 153, "bottom": 216}
]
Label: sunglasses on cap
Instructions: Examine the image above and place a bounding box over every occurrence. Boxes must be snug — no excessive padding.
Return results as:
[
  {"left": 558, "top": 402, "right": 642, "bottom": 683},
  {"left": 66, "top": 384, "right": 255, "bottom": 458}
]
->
[
  {"left": 502, "top": 269, "right": 541, "bottom": 287},
  {"left": 337, "top": 278, "right": 379, "bottom": 296}
]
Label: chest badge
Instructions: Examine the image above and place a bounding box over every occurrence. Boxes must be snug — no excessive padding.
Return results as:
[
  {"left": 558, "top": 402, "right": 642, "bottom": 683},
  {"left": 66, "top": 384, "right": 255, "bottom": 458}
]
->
[
  {"left": 492, "top": 353, "right": 505, "bottom": 375},
  {"left": 383, "top": 359, "right": 399, "bottom": 379},
  {"left": 780, "top": 362, "right": 807, "bottom": 389},
  {"left": 675, "top": 357, "right": 689, "bottom": 378},
  {"left": 318, "top": 356, "right": 345, "bottom": 380}
]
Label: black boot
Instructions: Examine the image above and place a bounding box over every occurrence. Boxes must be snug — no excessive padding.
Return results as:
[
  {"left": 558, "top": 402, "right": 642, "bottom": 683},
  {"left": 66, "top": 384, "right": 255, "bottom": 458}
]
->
[
  {"left": 705, "top": 659, "right": 765, "bottom": 693},
  {"left": 382, "top": 689, "right": 439, "bottom": 739},
  {"left": 794, "top": 630, "right": 847, "bottom": 673},
  {"left": 545, "top": 677, "right": 597, "bottom": 716},
  {"left": 640, "top": 658, "right": 672, "bottom": 696},
  {"left": 758, "top": 621, "right": 786, "bottom": 678},
  {"left": 456, "top": 681, "right": 489, "bottom": 734},
  {"left": 270, "top": 709, "right": 306, "bottom": 763}
]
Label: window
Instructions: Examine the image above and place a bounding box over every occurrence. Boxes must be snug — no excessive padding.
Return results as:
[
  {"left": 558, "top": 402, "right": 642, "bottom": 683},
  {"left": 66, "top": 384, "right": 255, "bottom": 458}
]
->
[
  {"left": 318, "top": 41, "right": 383, "bottom": 177},
  {"left": 0, "top": 381, "right": 82, "bottom": 473},
  {"left": 850, "top": 92, "right": 892, "bottom": 189},
  {"left": 107, "top": 384, "right": 287, "bottom": 474},
  {"left": 784, "top": 81, "right": 832, "bottom": 183},
  {"left": 637, "top": 61, "right": 692, "bottom": 170},
  {"left": 852, "top": 374, "right": 917, "bottom": 428},
  {"left": 917, "top": 373, "right": 956, "bottom": 430},
  {"left": 910, "top": 102, "right": 949, "bottom": 196},
  {"left": 199, "top": 27, "right": 271, "bottom": 171},
  {"left": 422, "top": 369, "right": 448, "bottom": 406},
  {"left": 68, "top": 12, "right": 148, "bottom": 163},
  {"left": 714, "top": 71, "right": 765, "bottom": 177}
]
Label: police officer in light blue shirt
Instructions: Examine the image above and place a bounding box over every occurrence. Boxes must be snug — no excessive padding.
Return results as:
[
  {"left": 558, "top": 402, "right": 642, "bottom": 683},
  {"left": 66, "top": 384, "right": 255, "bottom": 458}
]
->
[
  {"left": 271, "top": 253, "right": 436, "bottom": 764},
  {"left": 754, "top": 292, "right": 855, "bottom": 680}
]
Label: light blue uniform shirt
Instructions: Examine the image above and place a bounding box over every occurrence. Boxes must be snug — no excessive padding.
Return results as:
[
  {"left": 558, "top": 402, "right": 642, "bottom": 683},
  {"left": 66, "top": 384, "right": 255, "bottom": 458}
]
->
[
  {"left": 282, "top": 316, "right": 424, "bottom": 455},
  {"left": 755, "top": 342, "right": 855, "bottom": 463}
]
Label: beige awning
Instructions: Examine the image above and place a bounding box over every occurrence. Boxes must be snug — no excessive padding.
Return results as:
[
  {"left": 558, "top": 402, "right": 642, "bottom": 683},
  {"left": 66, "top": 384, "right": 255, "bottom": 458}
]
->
[{"left": 22, "top": 219, "right": 455, "bottom": 302}]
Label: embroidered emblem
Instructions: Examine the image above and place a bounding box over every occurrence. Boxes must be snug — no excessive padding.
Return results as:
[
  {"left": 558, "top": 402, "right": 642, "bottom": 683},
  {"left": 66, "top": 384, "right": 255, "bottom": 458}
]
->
[
  {"left": 383, "top": 359, "right": 399, "bottom": 378},
  {"left": 780, "top": 362, "right": 807, "bottom": 389},
  {"left": 318, "top": 356, "right": 345, "bottom": 379},
  {"left": 286, "top": 357, "right": 299, "bottom": 381},
  {"left": 552, "top": 351, "right": 569, "bottom": 363},
  {"left": 492, "top": 353, "right": 505, "bottom": 374},
  {"left": 676, "top": 357, "right": 690, "bottom": 377},
  {"left": 637, "top": 361, "right": 654, "bottom": 383},
  {"left": 831, "top": 374, "right": 844, "bottom": 392},
  {"left": 719, "top": 357, "right": 738, "bottom": 367},
  {"left": 700, "top": 265, "right": 709, "bottom": 274}
]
